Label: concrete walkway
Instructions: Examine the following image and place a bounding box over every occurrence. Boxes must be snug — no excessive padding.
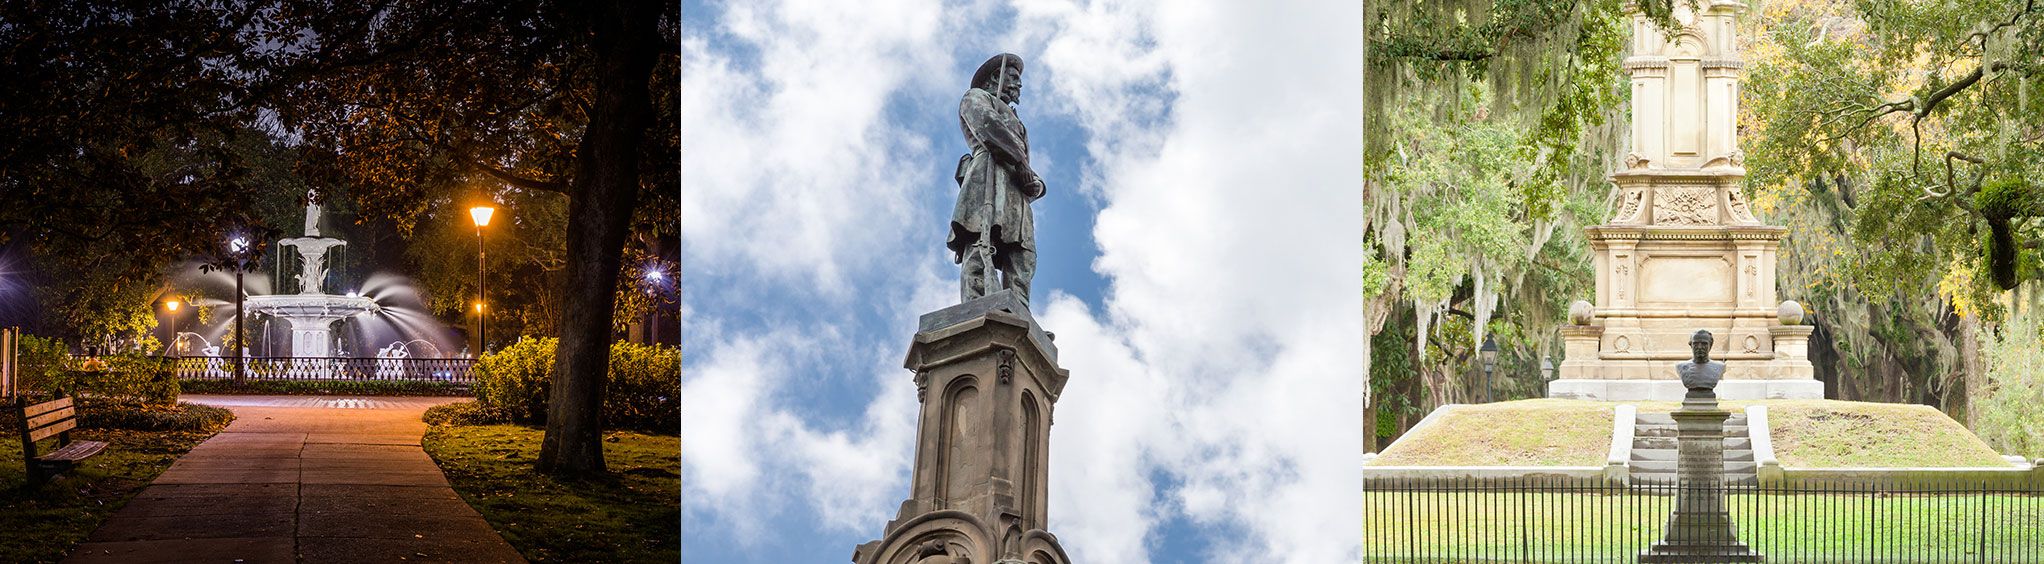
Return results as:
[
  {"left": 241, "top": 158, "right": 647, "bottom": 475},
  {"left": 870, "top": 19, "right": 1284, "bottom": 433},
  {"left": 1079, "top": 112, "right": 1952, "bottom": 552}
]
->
[{"left": 65, "top": 395, "right": 527, "bottom": 564}]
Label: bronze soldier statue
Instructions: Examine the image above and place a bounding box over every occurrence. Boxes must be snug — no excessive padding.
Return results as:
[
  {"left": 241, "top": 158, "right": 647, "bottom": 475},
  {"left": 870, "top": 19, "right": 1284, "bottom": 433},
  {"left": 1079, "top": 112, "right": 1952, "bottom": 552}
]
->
[{"left": 952, "top": 53, "right": 1046, "bottom": 305}]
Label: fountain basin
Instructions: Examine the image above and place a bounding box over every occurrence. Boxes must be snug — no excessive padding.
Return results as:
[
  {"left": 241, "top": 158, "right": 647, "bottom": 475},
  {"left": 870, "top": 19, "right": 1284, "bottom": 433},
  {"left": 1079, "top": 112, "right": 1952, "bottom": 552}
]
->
[{"left": 243, "top": 294, "right": 381, "bottom": 357}]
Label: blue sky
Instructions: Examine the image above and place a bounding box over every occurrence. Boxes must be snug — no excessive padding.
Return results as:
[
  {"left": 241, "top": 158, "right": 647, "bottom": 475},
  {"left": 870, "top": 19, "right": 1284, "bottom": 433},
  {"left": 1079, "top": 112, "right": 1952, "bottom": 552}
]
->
[{"left": 680, "top": 1, "right": 1363, "bottom": 561}]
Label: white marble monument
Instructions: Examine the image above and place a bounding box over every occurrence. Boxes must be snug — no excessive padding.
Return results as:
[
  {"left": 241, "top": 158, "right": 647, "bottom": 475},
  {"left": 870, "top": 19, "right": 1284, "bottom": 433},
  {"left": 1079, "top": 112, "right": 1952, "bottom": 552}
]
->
[{"left": 1549, "top": 0, "right": 1822, "bottom": 401}]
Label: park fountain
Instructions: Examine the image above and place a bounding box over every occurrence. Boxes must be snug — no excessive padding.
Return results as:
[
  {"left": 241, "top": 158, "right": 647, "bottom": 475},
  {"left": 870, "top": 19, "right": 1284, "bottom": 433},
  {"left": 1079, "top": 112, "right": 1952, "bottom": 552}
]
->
[{"left": 241, "top": 193, "right": 381, "bottom": 357}]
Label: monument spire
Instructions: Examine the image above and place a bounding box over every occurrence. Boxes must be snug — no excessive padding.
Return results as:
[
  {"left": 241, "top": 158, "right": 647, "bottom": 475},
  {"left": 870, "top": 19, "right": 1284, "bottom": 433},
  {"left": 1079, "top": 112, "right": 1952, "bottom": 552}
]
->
[{"left": 1550, "top": 0, "right": 1821, "bottom": 401}]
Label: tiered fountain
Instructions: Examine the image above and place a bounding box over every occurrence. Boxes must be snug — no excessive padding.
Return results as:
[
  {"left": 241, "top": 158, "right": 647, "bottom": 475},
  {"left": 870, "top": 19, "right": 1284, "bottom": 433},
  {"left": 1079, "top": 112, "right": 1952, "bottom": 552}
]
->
[{"left": 242, "top": 192, "right": 380, "bottom": 357}]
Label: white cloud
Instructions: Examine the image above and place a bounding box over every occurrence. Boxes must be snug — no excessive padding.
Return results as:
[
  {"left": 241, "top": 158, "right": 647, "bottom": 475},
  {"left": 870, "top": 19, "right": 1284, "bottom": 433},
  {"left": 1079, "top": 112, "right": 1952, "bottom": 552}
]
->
[
  {"left": 1019, "top": 1, "right": 1363, "bottom": 559},
  {"left": 683, "top": 0, "right": 1362, "bottom": 561}
]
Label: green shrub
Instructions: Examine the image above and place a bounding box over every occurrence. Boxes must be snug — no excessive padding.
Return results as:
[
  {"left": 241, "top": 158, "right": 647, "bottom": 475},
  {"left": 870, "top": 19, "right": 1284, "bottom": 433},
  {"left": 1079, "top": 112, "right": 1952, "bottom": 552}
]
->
[
  {"left": 423, "top": 401, "right": 508, "bottom": 427},
  {"left": 16, "top": 341, "right": 180, "bottom": 405},
  {"left": 13, "top": 333, "right": 73, "bottom": 394},
  {"left": 1978, "top": 311, "right": 2044, "bottom": 460},
  {"left": 605, "top": 340, "right": 680, "bottom": 433},
  {"left": 470, "top": 336, "right": 677, "bottom": 434},
  {"left": 85, "top": 353, "right": 180, "bottom": 405},
  {"left": 473, "top": 337, "right": 559, "bottom": 424},
  {"left": 79, "top": 400, "right": 234, "bottom": 432}
]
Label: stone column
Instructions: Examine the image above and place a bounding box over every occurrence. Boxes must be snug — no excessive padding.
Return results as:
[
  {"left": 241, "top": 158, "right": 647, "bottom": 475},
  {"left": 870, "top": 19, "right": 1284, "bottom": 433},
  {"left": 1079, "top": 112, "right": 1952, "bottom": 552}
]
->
[{"left": 1640, "top": 387, "right": 1763, "bottom": 562}]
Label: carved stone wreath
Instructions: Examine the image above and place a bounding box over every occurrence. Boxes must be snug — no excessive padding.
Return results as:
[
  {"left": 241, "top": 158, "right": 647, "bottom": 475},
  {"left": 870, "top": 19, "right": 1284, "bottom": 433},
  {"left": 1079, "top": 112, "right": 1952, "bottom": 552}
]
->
[{"left": 1653, "top": 186, "right": 1718, "bottom": 225}]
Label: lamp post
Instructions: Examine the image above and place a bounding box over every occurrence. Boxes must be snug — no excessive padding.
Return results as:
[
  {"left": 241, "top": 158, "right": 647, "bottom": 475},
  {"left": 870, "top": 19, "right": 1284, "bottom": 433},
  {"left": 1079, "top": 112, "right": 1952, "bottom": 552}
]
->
[
  {"left": 1480, "top": 335, "right": 1499, "bottom": 403},
  {"left": 164, "top": 299, "right": 181, "bottom": 357},
  {"left": 470, "top": 205, "right": 494, "bottom": 354},
  {"left": 644, "top": 265, "right": 664, "bottom": 344},
  {"left": 1540, "top": 355, "right": 1555, "bottom": 398},
  {"left": 229, "top": 235, "right": 250, "bottom": 384}
]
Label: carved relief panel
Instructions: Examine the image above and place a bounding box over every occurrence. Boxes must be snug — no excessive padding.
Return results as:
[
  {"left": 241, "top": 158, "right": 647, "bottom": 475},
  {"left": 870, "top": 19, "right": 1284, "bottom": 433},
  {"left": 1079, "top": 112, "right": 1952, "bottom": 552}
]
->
[{"left": 1652, "top": 186, "right": 1718, "bottom": 225}]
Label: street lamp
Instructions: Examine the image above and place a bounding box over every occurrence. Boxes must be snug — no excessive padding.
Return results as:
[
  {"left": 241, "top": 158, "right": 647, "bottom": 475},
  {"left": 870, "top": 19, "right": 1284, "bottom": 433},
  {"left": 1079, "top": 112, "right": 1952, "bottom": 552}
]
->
[
  {"left": 1540, "top": 355, "right": 1555, "bottom": 397},
  {"left": 164, "top": 299, "right": 181, "bottom": 356},
  {"left": 229, "top": 235, "right": 251, "bottom": 384},
  {"left": 470, "top": 205, "right": 494, "bottom": 353},
  {"left": 642, "top": 264, "right": 667, "bottom": 344},
  {"left": 1479, "top": 335, "right": 1499, "bottom": 403}
]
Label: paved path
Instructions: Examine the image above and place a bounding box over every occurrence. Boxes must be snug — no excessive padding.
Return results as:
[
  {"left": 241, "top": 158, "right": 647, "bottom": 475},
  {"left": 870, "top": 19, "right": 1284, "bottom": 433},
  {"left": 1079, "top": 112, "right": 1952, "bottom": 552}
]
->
[{"left": 65, "top": 395, "right": 527, "bottom": 564}]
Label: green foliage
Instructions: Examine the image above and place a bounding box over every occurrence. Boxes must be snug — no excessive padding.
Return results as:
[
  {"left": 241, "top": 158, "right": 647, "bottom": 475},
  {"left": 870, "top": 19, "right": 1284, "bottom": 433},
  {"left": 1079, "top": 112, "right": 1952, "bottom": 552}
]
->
[
  {"left": 603, "top": 339, "right": 680, "bottom": 433},
  {"left": 1370, "top": 305, "right": 1419, "bottom": 443},
  {"left": 84, "top": 353, "right": 180, "bottom": 405},
  {"left": 78, "top": 400, "right": 234, "bottom": 433},
  {"left": 1741, "top": 0, "right": 2044, "bottom": 305},
  {"left": 473, "top": 336, "right": 560, "bottom": 425},
  {"left": 1976, "top": 311, "right": 2044, "bottom": 459},
  {"left": 13, "top": 334, "right": 71, "bottom": 395},
  {"left": 471, "top": 336, "right": 678, "bottom": 434},
  {"left": 21, "top": 349, "right": 178, "bottom": 406},
  {"left": 1369, "top": 0, "right": 1629, "bottom": 219},
  {"left": 423, "top": 401, "right": 507, "bottom": 427}
]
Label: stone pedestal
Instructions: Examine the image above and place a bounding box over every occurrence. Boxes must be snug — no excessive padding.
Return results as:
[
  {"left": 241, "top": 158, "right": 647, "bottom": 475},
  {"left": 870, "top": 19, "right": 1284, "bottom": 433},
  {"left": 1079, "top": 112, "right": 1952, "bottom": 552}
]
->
[
  {"left": 1640, "top": 389, "right": 1763, "bottom": 563},
  {"left": 854, "top": 290, "right": 1071, "bottom": 564}
]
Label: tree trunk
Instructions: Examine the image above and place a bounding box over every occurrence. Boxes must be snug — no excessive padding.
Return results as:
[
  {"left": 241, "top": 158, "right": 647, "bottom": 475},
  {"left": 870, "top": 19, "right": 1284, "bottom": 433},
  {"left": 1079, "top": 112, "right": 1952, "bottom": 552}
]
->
[{"left": 537, "top": 0, "right": 659, "bottom": 477}]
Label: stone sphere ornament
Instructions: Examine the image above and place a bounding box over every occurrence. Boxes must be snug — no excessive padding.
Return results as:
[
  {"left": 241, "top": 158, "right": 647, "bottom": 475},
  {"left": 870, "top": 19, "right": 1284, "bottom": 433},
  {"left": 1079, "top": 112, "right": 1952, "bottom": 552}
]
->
[
  {"left": 1777, "top": 300, "right": 1806, "bottom": 325},
  {"left": 1568, "top": 300, "right": 1596, "bottom": 325}
]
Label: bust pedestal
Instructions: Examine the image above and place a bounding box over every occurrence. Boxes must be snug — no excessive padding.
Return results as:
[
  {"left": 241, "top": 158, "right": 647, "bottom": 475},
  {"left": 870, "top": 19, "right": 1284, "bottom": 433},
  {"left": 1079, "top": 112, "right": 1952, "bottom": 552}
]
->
[
  {"left": 853, "top": 290, "right": 1072, "bottom": 564},
  {"left": 1639, "top": 388, "right": 1764, "bottom": 563}
]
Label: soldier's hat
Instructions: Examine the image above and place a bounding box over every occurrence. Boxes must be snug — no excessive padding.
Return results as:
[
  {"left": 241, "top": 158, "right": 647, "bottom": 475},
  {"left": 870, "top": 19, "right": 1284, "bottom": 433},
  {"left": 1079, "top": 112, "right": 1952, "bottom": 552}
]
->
[{"left": 971, "top": 53, "right": 1024, "bottom": 90}]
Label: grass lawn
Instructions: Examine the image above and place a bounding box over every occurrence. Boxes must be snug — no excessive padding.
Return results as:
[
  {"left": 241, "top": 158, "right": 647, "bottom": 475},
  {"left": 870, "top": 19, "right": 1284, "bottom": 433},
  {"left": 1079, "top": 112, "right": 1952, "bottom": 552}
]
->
[
  {"left": 1370, "top": 399, "right": 2012, "bottom": 468},
  {"left": 1366, "top": 490, "right": 2044, "bottom": 562},
  {"left": 424, "top": 424, "right": 678, "bottom": 563},
  {"left": 0, "top": 427, "right": 220, "bottom": 563}
]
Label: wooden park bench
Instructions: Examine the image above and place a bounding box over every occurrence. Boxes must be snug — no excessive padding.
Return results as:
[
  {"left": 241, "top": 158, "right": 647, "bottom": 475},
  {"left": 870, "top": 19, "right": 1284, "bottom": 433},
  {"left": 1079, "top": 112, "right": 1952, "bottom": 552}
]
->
[{"left": 16, "top": 395, "right": 105, "bottom": 483}]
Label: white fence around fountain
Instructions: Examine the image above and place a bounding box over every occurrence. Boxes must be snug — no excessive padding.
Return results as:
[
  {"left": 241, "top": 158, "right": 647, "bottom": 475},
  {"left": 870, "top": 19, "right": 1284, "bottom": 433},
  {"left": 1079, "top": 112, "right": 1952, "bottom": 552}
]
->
[
  {"left": 74, "top": 355, "right": 477, "bottom": 383},
  {"left": 172, "top": 356, "right": 476, "bottom": 382}
]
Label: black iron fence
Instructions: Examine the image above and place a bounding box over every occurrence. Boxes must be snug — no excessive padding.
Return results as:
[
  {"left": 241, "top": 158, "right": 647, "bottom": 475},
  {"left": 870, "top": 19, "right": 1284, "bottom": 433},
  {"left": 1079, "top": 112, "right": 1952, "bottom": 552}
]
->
[{"left": 1364, "top": 477, "right": 2043, "bottom": 563}]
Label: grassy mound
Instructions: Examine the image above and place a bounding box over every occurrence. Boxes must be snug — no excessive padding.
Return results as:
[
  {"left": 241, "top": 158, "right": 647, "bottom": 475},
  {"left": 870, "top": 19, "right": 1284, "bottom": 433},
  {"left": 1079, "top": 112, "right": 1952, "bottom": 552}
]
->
[
  {"left": 1763, "top": 400, "right": 2006, "bottom": 468},
  {"left": 1370, "top": 399, "right": 1615, "bottom": 466},
  {"left": 1369, "top": 398, "right": 2014, "bottom": 468},
  {"left": 423, "top": 424, "right": 678, "bottom": 563}
]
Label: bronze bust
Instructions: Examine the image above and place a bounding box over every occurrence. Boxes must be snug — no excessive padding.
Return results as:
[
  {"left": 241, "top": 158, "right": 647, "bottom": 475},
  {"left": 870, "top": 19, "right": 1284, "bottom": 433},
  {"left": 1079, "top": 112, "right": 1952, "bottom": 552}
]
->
[{"left": 1675, "top": 330, "right": 1725, "bottom": 391}]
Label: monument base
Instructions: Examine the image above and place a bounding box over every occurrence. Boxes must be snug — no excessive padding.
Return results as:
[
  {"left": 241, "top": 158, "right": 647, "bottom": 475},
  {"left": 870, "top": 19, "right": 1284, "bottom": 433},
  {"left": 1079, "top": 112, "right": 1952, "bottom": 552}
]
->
[
  {"left": 1549, "top": 379, "right": 1822, "bottom": 401},
  {"left": 853, "top": 289, "right": 1072, "bottom": 564}
]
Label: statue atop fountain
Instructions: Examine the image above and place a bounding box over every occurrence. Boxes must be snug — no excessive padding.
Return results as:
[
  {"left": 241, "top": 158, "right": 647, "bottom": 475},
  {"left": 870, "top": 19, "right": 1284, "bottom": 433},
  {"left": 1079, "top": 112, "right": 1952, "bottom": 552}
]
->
[{"left": 242, "top": 191, "right": 381, "bottom": 358}]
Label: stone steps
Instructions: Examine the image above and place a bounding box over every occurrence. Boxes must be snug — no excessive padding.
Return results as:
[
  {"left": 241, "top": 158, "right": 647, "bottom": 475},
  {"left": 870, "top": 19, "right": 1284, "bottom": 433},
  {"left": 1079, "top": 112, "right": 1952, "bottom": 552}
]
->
[{"left": 1628, "top": 411, "right": 1758, "bottom": 485}]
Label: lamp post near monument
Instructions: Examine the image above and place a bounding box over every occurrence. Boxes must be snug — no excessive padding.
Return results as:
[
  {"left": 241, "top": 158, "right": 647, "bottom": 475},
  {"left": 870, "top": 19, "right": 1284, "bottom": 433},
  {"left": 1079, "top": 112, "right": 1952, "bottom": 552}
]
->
[
  {"left": 1640, "top": 329, "right": 1764, "bottom": 563},
  {"left": 853, "top": 53, "right": 1071, "bottom": 564}
]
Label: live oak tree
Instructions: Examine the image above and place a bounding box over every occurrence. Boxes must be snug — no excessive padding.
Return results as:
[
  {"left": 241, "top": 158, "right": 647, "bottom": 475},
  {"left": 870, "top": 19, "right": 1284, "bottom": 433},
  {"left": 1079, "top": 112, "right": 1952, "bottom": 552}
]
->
[
  {"left": 1365, "top": 0, "right": 1631, "bottom": 448},
  {"left": 1741, "top": 0, "right": 2044, "bottom": 313},
  {"left": 260, "top": 0, "right": 677, "bottom": 475},
  {"left": 1741, "top": 0, "right": 2044, "bottom": 423}
]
